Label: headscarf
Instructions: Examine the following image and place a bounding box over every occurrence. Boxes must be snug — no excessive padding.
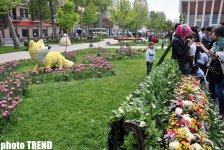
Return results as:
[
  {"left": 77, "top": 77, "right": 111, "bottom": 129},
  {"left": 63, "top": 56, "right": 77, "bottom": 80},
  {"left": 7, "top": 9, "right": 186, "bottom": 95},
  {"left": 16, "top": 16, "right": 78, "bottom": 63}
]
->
[{"left": 175, "top": 24, "right": 193, "bottom": 41}]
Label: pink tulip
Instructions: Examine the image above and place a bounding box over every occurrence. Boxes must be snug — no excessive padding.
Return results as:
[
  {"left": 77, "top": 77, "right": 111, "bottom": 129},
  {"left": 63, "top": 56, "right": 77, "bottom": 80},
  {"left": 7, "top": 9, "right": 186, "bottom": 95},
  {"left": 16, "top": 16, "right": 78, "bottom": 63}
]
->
[
  {"left": 1, "top": 104, "right": 6, "bottom": 110},
  {"left": 14, "top": 97, "right": 19, "bottom": 101},
  {"left": 11, "top": 87, "right": 15, "bottom": 91},
  {"left": 9, "top": 91, "right": 13, "bottom": 96},
  {"left": 8, "top": 105, "right": 15, "bottom": 110},
  {"left": 8, "top": 98, "right": 12, "bottom": 102},
  {"left": 2, "top": 111, "right": 9, "bottom": 117}
]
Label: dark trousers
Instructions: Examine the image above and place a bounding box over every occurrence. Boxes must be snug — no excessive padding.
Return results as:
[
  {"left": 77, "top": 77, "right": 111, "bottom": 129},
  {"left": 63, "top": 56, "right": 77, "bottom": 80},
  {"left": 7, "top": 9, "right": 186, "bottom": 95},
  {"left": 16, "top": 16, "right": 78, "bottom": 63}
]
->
[
  {"left": 146, "top": 62, "right": 153, "bottom": 75},
  {"left": 198, "top": 63, "right": 207, "bottom": 74},
  {"left": 161, "top": 44, "right": 164, "bottom": 49},
  {"left": 209, "top": 78, "right": 224, "bottom": 114},
  {"left": 177, "top": 58, "right": 190, "bottom": 75}
]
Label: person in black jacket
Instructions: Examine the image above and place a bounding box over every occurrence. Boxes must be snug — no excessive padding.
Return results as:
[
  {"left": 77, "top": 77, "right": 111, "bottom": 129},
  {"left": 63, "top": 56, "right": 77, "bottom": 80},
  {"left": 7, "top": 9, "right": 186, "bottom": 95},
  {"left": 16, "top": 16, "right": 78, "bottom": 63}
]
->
[{"left": 171, "top": 24, "right": 193, "bottom": 75}]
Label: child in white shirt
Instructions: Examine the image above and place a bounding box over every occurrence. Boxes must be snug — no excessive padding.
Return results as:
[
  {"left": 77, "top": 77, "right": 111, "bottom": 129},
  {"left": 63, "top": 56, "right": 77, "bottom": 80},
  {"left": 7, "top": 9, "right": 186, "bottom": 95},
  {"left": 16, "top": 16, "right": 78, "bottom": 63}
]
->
[{"left": 145, "top": 42, "right": 156, "bottom": 75}]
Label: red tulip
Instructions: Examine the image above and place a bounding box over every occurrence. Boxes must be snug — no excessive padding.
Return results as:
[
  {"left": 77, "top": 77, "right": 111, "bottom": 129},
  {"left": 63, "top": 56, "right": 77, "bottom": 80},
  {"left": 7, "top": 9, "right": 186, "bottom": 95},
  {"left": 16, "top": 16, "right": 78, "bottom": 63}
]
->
[{"left": 188, "top": 95, "right": 194, "bottom": 101}]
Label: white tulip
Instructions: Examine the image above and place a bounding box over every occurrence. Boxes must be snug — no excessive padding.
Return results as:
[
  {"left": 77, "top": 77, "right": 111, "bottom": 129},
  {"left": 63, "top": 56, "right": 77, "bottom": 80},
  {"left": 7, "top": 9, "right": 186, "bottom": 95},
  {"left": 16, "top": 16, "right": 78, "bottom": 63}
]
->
[
  {"left": 175, "top": 107, "right": 183, "bottom": 115},
  {"left": 169, "top": 140, "right": 180, "bottom": 150}
]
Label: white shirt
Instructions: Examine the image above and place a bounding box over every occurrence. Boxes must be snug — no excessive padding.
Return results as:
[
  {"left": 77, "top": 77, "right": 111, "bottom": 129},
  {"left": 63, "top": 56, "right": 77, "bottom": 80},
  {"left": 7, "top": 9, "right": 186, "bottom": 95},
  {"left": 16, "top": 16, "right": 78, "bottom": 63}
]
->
[
  {"left": 189, "top": 43, "right": 197, "bottom": 57},
  {"left": 199, "top": 32, "right": 205, "bottom": 41},
  {"left": 145, "top": 48, "right": 156, "bottom": 62},
  {"left": 197, "top": 52, "right": 209, "bottom": 65}
]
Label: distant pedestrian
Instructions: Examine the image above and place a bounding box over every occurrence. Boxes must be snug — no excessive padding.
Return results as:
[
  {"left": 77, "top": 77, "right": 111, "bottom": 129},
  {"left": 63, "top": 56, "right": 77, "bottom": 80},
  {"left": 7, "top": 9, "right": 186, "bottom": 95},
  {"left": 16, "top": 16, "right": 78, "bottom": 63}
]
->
[
  {"left": 161, "top": 37, "right": 166, "bottom": 49},
  {"left": 145, "top": 42, "right": 156, "bottom": 75}
]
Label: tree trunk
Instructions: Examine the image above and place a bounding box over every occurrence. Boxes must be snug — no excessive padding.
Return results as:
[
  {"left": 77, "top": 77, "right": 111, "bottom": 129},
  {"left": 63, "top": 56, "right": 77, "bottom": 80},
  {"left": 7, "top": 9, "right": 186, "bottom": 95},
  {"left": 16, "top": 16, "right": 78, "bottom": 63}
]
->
[
  {"left": 49, "top": 0, "right": 57, "bottom": 40},
  {"left": 5, "top": 14, "right": 20, "bottom": 48},
  {"left": 39, "top": 19, "right": 43, "bottom": 39}
]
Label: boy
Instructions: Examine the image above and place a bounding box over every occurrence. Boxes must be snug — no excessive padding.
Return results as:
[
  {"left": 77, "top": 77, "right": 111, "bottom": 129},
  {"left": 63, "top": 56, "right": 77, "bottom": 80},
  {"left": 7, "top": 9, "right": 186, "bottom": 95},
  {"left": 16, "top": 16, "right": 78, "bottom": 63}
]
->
[
  {"left": 145, "top": 42, "right": 156, "bottom": 75},
  {"left": 161, "top": 37, "right": 166, "bottom": 49}
]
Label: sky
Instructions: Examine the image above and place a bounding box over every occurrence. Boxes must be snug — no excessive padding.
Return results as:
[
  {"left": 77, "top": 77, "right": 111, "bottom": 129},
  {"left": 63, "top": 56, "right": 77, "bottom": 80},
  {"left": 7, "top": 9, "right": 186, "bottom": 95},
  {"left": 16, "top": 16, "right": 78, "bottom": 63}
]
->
[
  {"left": 147, "top": 0, "right": 180, "bottom": 21},
  {"left": 130, "top": 0, "right": 180, "bottom": 22}
]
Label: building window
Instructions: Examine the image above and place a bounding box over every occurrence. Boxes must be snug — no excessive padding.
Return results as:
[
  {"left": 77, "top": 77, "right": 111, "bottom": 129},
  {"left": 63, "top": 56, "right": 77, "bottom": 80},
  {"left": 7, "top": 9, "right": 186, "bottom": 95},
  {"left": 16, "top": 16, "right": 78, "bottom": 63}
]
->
[
  {"left": 204, "top": 14, "right": 210, "bottom": 27},
  {"left": 12, "top": 8, "right": 17, "bottom": 20},
  {"left": 33, "top": 29, "right": 39, "bottom": 37},
  {"left": 189, "top": 15, "right": 195, "bottom": 26},
  {"left": 212, "top": 14, "right": 218, "bottom": 24},
  {"left": 221, "top": 15, "right": 224, "bottom": 24},
  {"left": 20, "top": 9, "right": 29, "bottom": 18},
  {"left": 22, "top": 29, "right": 29, "bottom": 37},
  {"left": 43, "top": 29, "right": 48, "bottom": 36},
  {"left": 196, "top": 14, "right": 202, "bottom": 27}
]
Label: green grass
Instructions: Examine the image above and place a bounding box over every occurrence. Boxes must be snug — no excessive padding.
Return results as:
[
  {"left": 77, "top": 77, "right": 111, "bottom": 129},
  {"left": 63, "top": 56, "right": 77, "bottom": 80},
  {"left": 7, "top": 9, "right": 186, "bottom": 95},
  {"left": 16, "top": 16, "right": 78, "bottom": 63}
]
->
[
  {"left": 0, "top": 46, "right": 27, "bottom": 54},
  {"left": 1, "top": 49, "right": 171, "bottom": 149}
]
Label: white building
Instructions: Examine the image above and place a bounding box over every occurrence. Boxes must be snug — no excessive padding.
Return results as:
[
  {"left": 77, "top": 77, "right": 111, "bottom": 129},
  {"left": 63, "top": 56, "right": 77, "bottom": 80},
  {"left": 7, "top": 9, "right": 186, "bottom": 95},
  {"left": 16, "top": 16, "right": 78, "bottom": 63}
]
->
[{"left": 179, "top": 0, "right": 224, "bottom": 27}]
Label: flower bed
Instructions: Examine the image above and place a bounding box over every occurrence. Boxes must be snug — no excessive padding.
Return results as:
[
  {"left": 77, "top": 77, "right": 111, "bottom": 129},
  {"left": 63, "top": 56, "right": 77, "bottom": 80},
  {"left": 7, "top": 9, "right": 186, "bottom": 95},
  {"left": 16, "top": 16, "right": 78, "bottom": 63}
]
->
[
  {"left": 28, "top": 56, "right": 114, "bottom": 82},
  {"left": 108, "top": 59, "right": 180, "bottom": 149},
  {"left": 74, "top": 56, "right": 114, "bottom": 79},
  {"left": 0, "top": 61, "right": 19, "bottom": 81},
  {"left": 164, "top": 76, "right": 214, "bottom": 149},
  {"left": 114, "top": 37, "right": 144, "bottom": 42},
  {"left": 108, "top": 60, "right": 224, "bottom": 149},
  {"left": 116, "top": 47, "right": 140, "bottom": 57},
  {"left": 0, "top": 72, "right": 29, "bottom": 132},
  {"left": 96, "top": 53, "right": 123, "bottom": 60},
  {"left": 63, "top": 51, "right": 77, "bottom": 62}
]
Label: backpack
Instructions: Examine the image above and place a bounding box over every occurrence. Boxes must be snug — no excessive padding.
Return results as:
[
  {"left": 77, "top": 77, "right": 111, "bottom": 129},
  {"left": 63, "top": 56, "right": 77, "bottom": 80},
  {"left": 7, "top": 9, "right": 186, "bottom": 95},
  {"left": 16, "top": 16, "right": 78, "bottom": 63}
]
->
[{"left": 206, "top": 58, "right": 223, "bottom": 82}]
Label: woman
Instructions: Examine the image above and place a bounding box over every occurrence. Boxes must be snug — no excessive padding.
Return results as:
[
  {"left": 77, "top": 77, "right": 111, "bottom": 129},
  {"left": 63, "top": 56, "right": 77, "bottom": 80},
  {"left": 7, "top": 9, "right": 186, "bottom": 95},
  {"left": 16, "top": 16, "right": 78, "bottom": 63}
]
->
[
  {"left": 196, "top": 25, "right": 224, "bottom": 115},
  {"left": 171, "top": 24, "right": 193, "bottom": 75}
]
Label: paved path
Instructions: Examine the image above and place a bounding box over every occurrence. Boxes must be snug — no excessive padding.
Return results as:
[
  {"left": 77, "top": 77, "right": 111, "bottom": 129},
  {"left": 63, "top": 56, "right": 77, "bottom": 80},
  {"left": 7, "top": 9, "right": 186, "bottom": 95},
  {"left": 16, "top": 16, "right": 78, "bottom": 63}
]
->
[{"left": 0, "top": 39, "right": 165, "bottom": 64}]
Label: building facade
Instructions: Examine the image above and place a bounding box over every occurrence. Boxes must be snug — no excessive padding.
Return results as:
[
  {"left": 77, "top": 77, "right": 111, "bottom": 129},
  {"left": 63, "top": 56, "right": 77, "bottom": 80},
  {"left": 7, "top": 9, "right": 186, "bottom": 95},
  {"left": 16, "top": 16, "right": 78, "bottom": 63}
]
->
[
  {"left": 179, "top": 0, "right": 224, "bottom": 28},
  {"left": 1, "top": 4, "right": 59, "bottom": 40}
]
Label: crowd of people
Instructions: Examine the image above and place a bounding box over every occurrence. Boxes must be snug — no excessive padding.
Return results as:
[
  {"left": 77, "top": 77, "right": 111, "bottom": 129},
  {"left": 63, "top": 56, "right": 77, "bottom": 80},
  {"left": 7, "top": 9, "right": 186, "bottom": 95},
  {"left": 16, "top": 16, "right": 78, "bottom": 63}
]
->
[{"left": 145, "top": 23, "right": 224, "bottom": 117}]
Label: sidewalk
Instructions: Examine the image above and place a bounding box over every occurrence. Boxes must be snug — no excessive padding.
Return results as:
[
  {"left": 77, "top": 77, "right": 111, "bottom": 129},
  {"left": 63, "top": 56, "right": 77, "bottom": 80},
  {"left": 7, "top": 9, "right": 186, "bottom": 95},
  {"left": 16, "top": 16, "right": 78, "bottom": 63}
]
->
[{"left": 0, "top": 39, "right": 165, "bottom": 64}]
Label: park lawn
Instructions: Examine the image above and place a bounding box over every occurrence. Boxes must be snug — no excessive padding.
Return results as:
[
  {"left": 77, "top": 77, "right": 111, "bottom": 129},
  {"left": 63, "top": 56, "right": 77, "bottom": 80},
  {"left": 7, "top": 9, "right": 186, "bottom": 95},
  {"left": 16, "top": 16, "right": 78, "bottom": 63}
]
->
[
  {"left": 0, "top": 46, "right": 27, "bottom": 54},
  {"left": 1, "top": 49, "right": 170, "bottom": 149}
]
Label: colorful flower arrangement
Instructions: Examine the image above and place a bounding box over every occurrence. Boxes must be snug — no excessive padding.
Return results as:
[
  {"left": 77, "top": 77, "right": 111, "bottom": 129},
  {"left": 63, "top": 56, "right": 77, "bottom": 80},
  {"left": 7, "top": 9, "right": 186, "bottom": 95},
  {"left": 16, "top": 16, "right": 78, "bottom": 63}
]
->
[
  {"left": 108, "top": 59, "right": 181, "bottom": 149},
  {"left": 163, "top": 76, "right": 214, "bottom": 150}
]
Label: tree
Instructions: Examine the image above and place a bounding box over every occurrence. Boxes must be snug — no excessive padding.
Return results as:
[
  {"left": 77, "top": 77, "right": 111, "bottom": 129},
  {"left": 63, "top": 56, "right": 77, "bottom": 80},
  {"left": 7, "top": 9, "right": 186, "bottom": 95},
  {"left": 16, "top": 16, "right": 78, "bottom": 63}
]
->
[
  {"left": 28, "top": 0, "right": 50, "bottom": 39},
  {"left": 74, "top": 0, "right": 112, "bottom": 28},
  {"left": 94, "top": 0, "right": 112, "bottom": 13},
  {"left": 82, "top": 2, "right": 98, "bottom": 35},
  {"left": 0, "top": 0, "right": 21, "bottom": 48},
  {"left": 127, "top": 1, "right": 148, "bottom": 36},
  {"left": 49, "top": 0, "right": 60, "bottom": 40},
  {"left": 147, "top": 11, "right": 167, "bottom": 35},
  {"left": 163, "top": 20, "right": 173, "bottom": 33},
  {"left": 94, "top": 0, "right": 112, "bottom": 27},
  {"left": 57, "top": 0, "right": 79, "bottom": 33},
  {"left": 179, "top": 13, "right": 186, "bottom": 24},
  {"left": 110, "top": 0, "right": 132, "bottom": 36}
]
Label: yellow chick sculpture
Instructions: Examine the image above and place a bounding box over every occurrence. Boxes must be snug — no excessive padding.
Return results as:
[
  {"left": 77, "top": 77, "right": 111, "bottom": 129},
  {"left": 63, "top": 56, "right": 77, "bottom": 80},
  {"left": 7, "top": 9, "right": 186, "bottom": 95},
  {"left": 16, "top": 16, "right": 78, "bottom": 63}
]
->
[{"left": 28, "top": 39, "right": 74, "bottom": 71}]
